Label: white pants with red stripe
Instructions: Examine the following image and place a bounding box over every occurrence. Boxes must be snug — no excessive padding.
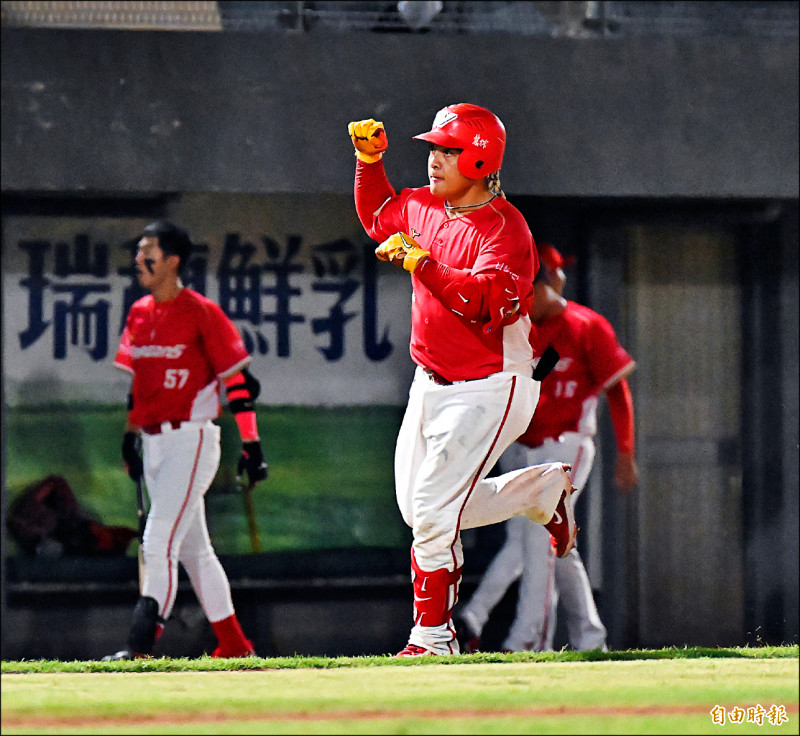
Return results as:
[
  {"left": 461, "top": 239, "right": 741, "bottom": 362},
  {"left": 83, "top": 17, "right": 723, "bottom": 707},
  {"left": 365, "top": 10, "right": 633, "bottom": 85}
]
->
[
  {"left": 141, "top": 420, "right": 236, "bottom": 626},
  {"left": 394, "top": 367, "right": 571, "bottom": 653},
  {"left": 459, "top": 432, "right": 608, "bottom": 652}
]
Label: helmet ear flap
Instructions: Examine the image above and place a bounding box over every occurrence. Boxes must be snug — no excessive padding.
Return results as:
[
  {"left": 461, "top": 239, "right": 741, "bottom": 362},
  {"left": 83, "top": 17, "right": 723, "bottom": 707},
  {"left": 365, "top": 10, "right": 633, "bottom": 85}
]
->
[
  {"left": 457, "top": 149, "right": 490, "bottom": 179},
  {"left": 456, "top": 139, "right": 504, "bottom": 179}
]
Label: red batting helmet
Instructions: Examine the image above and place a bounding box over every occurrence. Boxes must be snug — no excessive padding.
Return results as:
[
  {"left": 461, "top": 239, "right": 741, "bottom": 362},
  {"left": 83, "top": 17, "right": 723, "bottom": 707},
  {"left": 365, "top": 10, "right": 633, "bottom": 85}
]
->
[
  {"left": 538, "top": 244, "right": 577, "bottom": 272},
  {"left": 413, "top": 103, "right": 506, "bottom": 179}
]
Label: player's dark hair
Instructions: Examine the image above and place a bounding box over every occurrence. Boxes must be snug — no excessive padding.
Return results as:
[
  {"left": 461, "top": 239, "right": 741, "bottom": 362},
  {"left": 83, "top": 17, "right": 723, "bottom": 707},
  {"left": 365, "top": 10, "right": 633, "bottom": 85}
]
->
[
  {"left": 142, "top": 220, "right": 192, "bottom": 272},
  {"left": 534, "top": 261, "right": 553, "bottom": 284},
  {"left": 487, "top": 171, "right": 503, "bottom": 196}
]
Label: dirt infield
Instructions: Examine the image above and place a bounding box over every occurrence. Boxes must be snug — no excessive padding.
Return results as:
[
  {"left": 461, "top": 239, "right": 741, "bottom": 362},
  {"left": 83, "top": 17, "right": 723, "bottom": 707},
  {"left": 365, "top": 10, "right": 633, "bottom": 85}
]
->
[{"left": 4, "top": 703, "right": 798, "bottom": 729}]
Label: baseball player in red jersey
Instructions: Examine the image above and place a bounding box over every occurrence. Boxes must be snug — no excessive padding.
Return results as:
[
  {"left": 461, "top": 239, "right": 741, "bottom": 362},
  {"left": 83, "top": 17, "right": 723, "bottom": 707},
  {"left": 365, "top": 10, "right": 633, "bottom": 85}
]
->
[
  {"left": 348, "top": 104, "right": 577, "bottom": 656},
  {"left": 456, "top": 244, "right": 638, "bottom": 652},
  {"left": 105, "top": 220, "right": 268, "bottom": 660}
]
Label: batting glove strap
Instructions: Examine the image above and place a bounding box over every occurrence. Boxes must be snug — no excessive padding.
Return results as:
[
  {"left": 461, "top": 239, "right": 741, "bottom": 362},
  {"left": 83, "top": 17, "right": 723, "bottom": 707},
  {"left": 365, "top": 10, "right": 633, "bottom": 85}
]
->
[
  {"left": 237, "top": 441, "right": 268, "bottom": 485},
  {"left": 355, "top": 150, "right": 383, "bottom": 164}
]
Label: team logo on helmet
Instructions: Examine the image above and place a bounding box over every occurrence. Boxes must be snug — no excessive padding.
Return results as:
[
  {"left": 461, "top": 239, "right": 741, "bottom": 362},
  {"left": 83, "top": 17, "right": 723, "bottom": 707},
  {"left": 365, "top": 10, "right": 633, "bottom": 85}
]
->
[
  {"left": 472, "top": 134, "right": 488, "bottom": 149},
  {"left": 432, "top": 109, "right": 458, "bottom": 128}
]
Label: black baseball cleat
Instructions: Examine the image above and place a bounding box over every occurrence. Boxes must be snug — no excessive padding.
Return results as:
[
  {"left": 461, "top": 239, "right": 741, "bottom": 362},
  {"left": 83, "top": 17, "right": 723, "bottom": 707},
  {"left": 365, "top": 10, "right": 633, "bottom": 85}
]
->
[
  {"left": 101, "top": 649, "right": 149, "bottom": 661},
  {"left": 101, "top": 649, "right": 132, "bottom": 661}
]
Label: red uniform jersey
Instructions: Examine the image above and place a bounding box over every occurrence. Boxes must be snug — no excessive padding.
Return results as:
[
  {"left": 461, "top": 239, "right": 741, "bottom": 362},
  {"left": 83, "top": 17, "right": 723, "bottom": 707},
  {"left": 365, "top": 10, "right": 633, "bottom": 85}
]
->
[
  {"left": 114, "top": 288, "right": 251, "bottom": 428},
  {"left": 355, "top": 163, "right": 536, "bottom": 380},
  {"left": 518, "top": 301, "right": 634, "bottom": 447}
]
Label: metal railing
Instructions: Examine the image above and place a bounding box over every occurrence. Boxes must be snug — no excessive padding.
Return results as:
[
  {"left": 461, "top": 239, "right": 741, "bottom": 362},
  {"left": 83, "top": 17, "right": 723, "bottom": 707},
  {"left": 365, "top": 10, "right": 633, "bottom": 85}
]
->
[{"left": 1, "top": 1, "right": 797, "bottom": 37}]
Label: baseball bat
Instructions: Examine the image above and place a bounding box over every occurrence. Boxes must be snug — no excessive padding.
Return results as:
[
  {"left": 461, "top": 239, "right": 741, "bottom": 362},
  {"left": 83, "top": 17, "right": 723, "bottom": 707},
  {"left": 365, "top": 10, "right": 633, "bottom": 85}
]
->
[
  {"left": 532, "top": 344, "right": 560, "bottom": 381},
  {"left": 135, "top": 475, "right": 147, "bottom": 594},
  {"left": 242, "top": 479, "right": 261, "bottom": 554}
]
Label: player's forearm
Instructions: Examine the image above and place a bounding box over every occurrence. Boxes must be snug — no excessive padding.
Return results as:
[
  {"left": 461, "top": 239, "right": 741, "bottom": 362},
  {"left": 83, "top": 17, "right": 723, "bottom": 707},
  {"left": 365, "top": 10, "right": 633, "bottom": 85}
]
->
[
  {"left": 233, "top": 411, "right": 259, "bottom": 441},
  {"left": 354, "top": 159, "right": 396, "bottom": 237},
  {"left": 416, "top": 259, "right": 484, "bottom": 320},
  {"left": 416, "top": 260, "right": 522, "bottom": 333},
  {"left": 605, "top": 378, "right": 635, "bottom": 455}
]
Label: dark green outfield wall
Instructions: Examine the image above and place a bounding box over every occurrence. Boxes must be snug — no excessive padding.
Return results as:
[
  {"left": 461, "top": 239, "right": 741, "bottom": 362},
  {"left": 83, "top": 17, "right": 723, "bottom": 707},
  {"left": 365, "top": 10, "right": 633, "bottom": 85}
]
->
[{"left": 3, "top": 405, "right": 408, "bottom": 555}]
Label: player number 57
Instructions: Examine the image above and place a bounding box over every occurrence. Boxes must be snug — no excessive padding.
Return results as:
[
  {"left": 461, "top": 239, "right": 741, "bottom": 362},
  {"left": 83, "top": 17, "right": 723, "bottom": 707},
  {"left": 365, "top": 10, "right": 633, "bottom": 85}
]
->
[{"left": 164, "top": 368, "right": 189, "bottom": 389}]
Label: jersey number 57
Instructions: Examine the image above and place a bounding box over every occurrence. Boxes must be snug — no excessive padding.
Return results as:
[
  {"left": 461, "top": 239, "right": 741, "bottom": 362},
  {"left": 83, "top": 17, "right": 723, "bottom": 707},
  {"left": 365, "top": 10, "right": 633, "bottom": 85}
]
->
[{"left": 164, "top": 368, "right": 189, "bottom": 389}]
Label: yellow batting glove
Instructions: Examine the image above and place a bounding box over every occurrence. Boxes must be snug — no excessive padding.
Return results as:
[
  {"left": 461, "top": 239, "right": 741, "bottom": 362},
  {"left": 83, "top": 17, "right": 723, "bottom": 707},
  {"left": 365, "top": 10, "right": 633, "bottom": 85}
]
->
[
  {"left": 397, "top": 233, "right": 431, "bottom": 273},
  {"left": 348, "top": 119, "right": 388, "bottom": 163},
  {"left": 375, "top": 235, "right": 407, "bottom": 268},
  {"left": 375, "top": 233, "right": 430, "bottom": 274}
]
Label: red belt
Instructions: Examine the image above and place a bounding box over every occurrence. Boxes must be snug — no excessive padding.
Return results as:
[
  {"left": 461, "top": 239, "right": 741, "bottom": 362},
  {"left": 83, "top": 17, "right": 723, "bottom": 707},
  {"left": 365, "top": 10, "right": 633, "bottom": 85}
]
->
[{"left": 141, "top": 420, "right": 184, "bottom": 435}]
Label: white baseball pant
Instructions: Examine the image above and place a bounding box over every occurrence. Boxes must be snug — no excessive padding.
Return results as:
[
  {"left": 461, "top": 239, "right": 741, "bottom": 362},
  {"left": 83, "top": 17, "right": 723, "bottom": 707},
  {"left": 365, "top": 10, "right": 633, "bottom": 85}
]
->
[
  {"left": 460, "top": 432, "right": 607, "bottom": 651},
  {"left": 393, "top": 367, "right": 571, "bottom": 653},
  {"left": 141, "top": 420, "right": 236, "bottom": 626}
]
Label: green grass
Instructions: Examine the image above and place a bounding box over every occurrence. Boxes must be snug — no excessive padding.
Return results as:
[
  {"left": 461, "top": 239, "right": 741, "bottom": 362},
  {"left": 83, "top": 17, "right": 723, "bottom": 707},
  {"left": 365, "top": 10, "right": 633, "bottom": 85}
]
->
[
  {"left": 3, "top": 645, "right": 797, "bottom": 673},
  {"left": 4, "top": 404, "right": 409, "bottom": 554},
  {"left": 2, "top": 648, "right": 797, "bottom": 735}
]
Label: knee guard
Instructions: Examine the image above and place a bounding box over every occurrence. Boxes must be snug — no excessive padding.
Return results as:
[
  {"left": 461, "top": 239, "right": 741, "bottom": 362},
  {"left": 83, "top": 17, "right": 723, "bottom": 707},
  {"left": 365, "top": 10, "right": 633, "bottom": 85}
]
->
[{"left": 128, "top": 596, "right": 165, "bottom": 655}]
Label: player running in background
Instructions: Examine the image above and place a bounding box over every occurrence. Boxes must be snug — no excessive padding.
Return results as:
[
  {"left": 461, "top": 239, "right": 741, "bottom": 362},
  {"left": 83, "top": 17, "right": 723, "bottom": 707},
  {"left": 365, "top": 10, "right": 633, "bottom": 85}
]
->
[
  {"left": 105, "top": 220, "right": 268, "bottom": 660},
  {"left": 455, "top": 244, "right": 638, "bottom": 652},
  {"left": 348, "top": 104, "right": 577, "bottom": 656}
]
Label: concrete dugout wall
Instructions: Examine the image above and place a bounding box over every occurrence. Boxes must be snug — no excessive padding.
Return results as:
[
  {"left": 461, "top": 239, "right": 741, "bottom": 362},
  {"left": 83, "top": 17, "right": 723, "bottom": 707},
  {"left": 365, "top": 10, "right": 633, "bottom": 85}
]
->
[{"left": 2, "top": 27, "right": 797, "bottom": 198}]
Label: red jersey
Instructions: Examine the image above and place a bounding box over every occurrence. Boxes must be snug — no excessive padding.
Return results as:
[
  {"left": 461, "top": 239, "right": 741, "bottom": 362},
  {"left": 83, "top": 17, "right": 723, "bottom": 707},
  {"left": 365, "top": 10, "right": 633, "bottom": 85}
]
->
[
  {"left": 355, "top": 163, "right": 536, "bottom": 380},
  {"left": 114, "top": 288, "right": 251, "bottom": 427},
  {"left": 518, "top": 301, "right": 635, "bottom": 447}
]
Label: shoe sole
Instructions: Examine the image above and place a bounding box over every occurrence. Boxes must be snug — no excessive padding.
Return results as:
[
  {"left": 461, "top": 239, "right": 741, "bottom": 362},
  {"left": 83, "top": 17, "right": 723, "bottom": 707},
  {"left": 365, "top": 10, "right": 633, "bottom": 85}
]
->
[
  {"left": 560, "top": 519, "right": 578, "bottom": 558},
  {"left": 395, "top": 649, "right": 435, "bottom": 657},
  {"left": 547, "top": 486, "right": 578, "bottom": 558}
]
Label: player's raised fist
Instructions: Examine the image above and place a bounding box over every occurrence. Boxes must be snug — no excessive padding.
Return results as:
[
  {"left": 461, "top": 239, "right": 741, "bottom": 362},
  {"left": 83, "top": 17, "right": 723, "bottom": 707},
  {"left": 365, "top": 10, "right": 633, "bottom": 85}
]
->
[{"left": 348, "top": 119, "right": 388, "bottom": 163}]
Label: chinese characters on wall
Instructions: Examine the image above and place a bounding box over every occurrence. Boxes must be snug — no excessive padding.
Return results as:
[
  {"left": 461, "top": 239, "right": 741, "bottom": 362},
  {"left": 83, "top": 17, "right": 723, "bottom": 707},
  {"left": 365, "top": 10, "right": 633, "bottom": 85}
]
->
[{"left": 17, "top": 232, "right": 393, "bottom": 363}]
